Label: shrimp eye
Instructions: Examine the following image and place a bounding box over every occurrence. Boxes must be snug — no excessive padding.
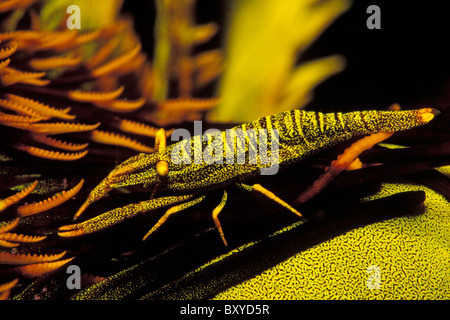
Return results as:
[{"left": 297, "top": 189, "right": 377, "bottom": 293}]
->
[{"left": 156, "top": 160, "right": 169, "bottom": 176}]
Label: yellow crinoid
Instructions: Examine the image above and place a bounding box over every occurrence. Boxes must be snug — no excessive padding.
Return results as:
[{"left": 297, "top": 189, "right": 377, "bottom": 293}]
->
[
  {"left": 0, "top": 0, "right": 221, "bottom": 298},
  {"left": 0, "top": 0, "right": 448, "bottom": 302},
  {"left": 210, "top": 0, "right": 350, "bottom": 122}
]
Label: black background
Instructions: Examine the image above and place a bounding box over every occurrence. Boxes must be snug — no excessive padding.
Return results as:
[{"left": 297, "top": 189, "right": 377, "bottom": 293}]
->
[{"left": 122, "top": 0, "right": 449, "bottom": 113}]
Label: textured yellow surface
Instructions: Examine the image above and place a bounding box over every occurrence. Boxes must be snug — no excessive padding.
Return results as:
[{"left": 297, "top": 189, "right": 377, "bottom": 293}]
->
[{"left": 214, "top": 183, "right": 450, "bottom": 299}]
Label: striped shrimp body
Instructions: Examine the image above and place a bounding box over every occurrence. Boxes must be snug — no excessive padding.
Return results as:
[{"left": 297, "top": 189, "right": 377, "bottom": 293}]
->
[{"left": 59, "top": 108, "right": 438, "bottom": 245}]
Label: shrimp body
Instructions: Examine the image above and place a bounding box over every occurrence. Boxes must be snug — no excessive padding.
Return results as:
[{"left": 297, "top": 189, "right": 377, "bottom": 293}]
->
[{"left": 59, "top": 108, "right": 438, "bottom": 244}]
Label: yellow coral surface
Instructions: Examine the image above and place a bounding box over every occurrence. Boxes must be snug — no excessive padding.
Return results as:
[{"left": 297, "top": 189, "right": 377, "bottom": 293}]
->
[{"left": 214, "top": 183, "right": 450, "bottom": 299}]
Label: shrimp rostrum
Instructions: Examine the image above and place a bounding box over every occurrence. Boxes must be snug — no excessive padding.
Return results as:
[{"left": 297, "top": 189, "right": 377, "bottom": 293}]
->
[{"left": 58, "top": 108, "right": 439, "bottom": 245}]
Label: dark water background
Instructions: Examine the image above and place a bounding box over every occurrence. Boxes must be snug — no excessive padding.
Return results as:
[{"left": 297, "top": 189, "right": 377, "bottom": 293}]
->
[{"left": 122, "top": 0, "right": 449, "bottom": 112}]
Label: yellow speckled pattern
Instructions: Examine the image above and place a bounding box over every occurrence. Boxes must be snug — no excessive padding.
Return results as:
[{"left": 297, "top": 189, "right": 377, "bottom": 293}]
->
[
  {"left": 214, "top": 183, "right": 450, "bottom": 299},
  {"left": 68, "top": 109, "right": 438, "bottom": 236}
]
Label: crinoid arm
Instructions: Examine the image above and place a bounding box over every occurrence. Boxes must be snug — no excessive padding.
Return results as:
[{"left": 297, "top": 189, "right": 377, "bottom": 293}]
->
[
  {"left": 0, "top": 181, "right": 38, "bottom": 212},
  {"left": 17, "top": 179, "right": 84, "bottom": 217},
  {"left": 296, "top": 131, "right": 395, "bottom": 204}
]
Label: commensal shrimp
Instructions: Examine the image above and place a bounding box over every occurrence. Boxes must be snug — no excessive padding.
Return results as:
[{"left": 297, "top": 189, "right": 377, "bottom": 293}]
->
[{"left": 59, "top": 108, "right": 439, "bottom": 245}]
